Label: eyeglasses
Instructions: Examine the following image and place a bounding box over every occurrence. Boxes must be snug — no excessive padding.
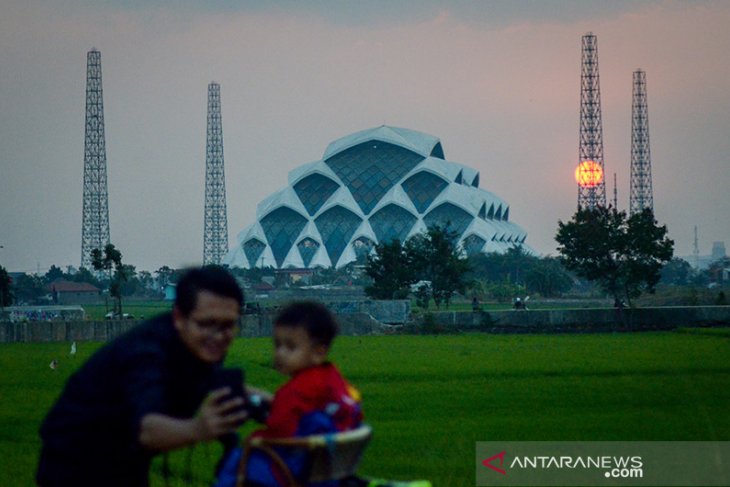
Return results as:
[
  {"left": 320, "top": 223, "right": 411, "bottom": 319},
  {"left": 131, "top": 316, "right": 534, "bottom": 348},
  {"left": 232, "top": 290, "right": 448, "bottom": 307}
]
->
[{"left": 190, "top": 318, "right": 239, "bottom": 337}]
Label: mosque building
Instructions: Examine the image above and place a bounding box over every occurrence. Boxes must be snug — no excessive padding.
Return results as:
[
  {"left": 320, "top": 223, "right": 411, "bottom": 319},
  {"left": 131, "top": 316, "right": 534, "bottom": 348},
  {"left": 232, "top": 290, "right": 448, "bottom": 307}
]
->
[{"left": 225, "top": 126, "right": 530, "bottom": 269}]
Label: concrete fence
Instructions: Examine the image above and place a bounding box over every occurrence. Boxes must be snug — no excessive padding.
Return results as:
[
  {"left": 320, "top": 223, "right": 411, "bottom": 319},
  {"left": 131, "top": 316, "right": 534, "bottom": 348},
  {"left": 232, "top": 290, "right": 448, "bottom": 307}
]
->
[
  {"left": 0, "top": 320, "right": 139, "bottom": 343},
  {"left": 1, "top": 306, "right": 728, "bottom": 344},
  {"left": 0, "top": 312, "right": 393, "bottom": 344},
  {"left": 415, "top": 305, "right": 730, "bottom": 333}
]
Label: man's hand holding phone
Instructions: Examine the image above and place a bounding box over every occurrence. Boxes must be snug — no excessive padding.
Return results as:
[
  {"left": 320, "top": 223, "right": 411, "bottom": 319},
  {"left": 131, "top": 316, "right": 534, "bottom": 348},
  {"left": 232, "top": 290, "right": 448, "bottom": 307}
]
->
[
  {"left": 195, "top": 387, "right": 249, "bottom": 441},
  {"left": 194, "top": 368, "right": 250, "bottom": 441}
]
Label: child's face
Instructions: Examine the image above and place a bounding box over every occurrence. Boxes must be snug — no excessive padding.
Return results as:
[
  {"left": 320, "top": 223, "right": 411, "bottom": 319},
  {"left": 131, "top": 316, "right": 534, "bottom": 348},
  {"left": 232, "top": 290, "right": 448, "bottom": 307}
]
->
[{"left": 273, "top": 325, "right": 327, "bottom": 376}]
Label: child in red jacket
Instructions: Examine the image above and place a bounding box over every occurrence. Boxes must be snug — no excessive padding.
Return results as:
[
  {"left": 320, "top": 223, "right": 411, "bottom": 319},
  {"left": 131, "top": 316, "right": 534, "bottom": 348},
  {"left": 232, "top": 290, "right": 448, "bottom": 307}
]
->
[
  {"left": 256, "top": 301, "right": 362, "bottom": 439},
  {"left": 244, "top": 301, "right": 362, "bottom": 486},
  {"left": 216, "top": 302, "right": 428, "bottom": 487}
]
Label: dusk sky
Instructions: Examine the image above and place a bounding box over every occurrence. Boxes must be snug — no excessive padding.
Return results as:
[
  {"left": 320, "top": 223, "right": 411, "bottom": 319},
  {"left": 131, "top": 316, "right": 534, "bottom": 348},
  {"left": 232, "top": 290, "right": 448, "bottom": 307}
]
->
[{"left": 1, "top": 1, "right": 728, "bottom": 273}]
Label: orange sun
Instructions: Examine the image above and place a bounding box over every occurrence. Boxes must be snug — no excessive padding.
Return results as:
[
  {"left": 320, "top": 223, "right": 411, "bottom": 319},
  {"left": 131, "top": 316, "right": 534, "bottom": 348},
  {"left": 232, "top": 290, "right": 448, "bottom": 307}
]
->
[{"left": 575, "top": 160, "right": 604, "bottom": 187}]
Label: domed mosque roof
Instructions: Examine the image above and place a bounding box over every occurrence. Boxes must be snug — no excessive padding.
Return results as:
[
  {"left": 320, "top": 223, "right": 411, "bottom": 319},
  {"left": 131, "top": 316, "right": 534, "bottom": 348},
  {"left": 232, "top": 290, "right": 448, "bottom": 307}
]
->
[{"left": 323, "top": 125, "right": 444, "bottom": 160}]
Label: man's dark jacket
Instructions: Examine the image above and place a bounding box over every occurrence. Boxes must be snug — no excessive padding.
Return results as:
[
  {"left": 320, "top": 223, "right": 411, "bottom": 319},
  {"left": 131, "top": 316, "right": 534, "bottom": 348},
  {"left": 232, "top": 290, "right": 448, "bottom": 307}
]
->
[{"left": 37, "top": 313, "right": 219, "bottom": 487}]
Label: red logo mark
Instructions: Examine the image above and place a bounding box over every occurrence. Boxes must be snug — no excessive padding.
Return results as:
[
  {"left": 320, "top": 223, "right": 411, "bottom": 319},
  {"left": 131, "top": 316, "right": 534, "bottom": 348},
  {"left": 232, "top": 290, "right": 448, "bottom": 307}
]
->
[{"left": 482, "top": 451, "right": 507, "bottom": 475}]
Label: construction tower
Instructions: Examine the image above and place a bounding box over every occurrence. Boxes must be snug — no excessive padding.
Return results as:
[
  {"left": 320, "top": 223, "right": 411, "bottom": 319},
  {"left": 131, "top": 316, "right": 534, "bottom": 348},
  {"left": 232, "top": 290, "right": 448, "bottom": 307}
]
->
[
  {"left": 577, "top": 33, "right": 607, "bottom": 209},
  {"left": 81, "top": 49, "right": 110, "bottom": 269},
  {"left": 629, "top": 69, "right": 653, "bottom": 215},
  {"left": 693, "top": 226, "right": 700, "bottom": 269},
  {"left": 203, "top": 82, "right": 229, "bottom": 265}
]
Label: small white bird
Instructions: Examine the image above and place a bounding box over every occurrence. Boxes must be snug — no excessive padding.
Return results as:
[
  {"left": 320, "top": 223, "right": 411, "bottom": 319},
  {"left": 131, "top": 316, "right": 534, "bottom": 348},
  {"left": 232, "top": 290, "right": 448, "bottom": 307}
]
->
[{"left": 70, "top": 341, "right": 77, "bottom": 356}]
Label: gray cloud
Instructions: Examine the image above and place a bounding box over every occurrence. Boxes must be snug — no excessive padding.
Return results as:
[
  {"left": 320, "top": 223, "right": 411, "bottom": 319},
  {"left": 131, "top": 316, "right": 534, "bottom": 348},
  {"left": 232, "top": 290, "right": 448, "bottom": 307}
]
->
[{"left": 43, "top": 0, "right": 676, "bottom": 27}]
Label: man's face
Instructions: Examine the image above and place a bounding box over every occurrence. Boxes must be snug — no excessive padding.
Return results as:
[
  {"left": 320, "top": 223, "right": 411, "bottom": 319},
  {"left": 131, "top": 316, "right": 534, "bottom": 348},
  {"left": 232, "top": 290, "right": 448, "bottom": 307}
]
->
[
  {"left": 173, "top": 290, "right": 241, "bottom": 363},
  {"left": 273, "top": 325, "right": 327, "bottom": 376}
]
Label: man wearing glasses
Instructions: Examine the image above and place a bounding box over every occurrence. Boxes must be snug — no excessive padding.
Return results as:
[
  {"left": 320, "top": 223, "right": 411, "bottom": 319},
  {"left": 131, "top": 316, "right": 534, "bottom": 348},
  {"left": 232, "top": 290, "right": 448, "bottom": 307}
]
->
[{"left": 37, "top": 266, "right": 256, "bottom": 487}]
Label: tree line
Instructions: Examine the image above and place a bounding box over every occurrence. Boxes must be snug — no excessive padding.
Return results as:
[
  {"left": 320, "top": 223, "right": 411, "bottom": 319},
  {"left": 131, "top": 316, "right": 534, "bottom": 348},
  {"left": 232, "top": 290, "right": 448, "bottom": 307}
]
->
[
  {"left": 0, "top": 244, "right": 181, "bottom": 308},
  {"left": 363, "top": 207, "right": 705, "bottom": 309},
  {"left": 2, "top": 208, "right": 727, "bottom": 310}
]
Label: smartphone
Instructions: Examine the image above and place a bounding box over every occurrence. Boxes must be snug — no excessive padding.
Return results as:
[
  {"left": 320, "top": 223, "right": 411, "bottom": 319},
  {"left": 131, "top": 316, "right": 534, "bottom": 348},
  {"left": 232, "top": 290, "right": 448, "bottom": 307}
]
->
[
  {"left": 211, "top": 368, "right": 270, "bottom": 424},
  {"left": 212, "top": 368, "right": 247, "bottom": 410}
]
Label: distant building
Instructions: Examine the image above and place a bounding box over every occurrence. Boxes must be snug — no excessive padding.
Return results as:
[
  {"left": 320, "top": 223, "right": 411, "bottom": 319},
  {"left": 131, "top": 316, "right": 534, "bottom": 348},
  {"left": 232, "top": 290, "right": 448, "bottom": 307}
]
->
[
  {"left": 226, "top": 126, "right": 531, "bottom": 269},
  {"left": 711, "top": 241, "right": 726, "bottom": 261},
  {"left": 682, "top": 240, "right": 727, "bottom": 270},
  {"left": 274, "top": 268, "right": 314, "bottom": 286},
  {"left": 48, "top": 280, "right": 100, "bottom": 305},
  {"left": 164, "top": 283, "right": 177, "bottom": 301}
]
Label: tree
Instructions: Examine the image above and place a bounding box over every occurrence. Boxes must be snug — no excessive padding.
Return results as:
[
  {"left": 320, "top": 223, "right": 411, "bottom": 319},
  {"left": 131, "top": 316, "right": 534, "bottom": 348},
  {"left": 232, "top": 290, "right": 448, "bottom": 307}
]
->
[
  {"left": 10, "top": 273, "right": 45, "bottom": 304},
  {"left": 467, "top": 246, "right": 574, "bottom": 298},
  {"left": 466, "top": 246, "right": 535, "bottom": 287},
  {"left": 44, "top": 265, "right": 67, "bottom": 284},
  {"left": 483, "top": 281, "right": 523, "bottom": 303},
  {"left": 133, "top": 270, "right": 157, "bottom": 297},
  {"left": 524, "top": 256, "right": 574, "bottom": 297},
  {"left": 364, "top": 226, "right": 472, "bottom": 307},
  {"left": 364, "top": 239, "right": 416, "bottom": 299},
  {"left": 556, "top": 207, "right": 673, "bottom": 306},
  {"left": 0, "top": 265, "right": 12, "bottom": 307},
  {"left": 91, "top": 243, "right": 132, "bottom": 316},
  {"left": 408, "top": 225, "right": 471, "bottom": 309},
  {"left": 705, "top": 257, "right": 730, "bottom": 286},
  {"left": 119, "top": 264, "right": 138, "bottom": 296},
  {"left": 71, "top": 267, "right": 102, "bottom": 289},
  {"left": 660, "top": 258, "right": 693, "bottom": 286}
]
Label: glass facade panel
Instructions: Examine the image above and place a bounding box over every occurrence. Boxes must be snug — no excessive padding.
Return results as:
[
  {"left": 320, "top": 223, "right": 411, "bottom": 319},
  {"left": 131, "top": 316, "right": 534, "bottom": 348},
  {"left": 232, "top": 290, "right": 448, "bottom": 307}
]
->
[
  {"left": 325, "top": 142, "right": 424, "bottom": 215},
  {"left": 430, "top": 142, "right": 445, "bottom": 159},
  {"left": 487, "top": 204, "right": 495, "bottom": 220},
  {"left": 297, "top": 237, "right": 320, "bottom": 268},
  {"left": 423, "top": 202, "right": 473, "bottom": 239},
  {"left": 314, "top": 205, "right": 362, "bottom": 267},
  {"left": 293, "top": 173, "right": 340, "bottom": 216},
  {"left": 260, "top": 207, "right": 308, "bottom": 268},
  {"left": 462, "top": 234, "right": 486, "bottom": 256},
  {"left": 243, "top": 238, "right": 266, "bottom": 268},
  {"left": 369, "top": 204, "right": 417, "bottom": 244},
  {"left": 401, "top": 171, "right": 448, "bottom": 214},
  {"left": 478, "top": 203, "right": 487, "bottom": 219}
]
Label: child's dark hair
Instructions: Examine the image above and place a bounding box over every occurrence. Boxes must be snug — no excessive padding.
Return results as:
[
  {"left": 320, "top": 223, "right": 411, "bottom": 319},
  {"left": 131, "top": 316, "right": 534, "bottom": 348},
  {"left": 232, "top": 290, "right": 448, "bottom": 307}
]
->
[{"left": 274, "top": 301, "right": 339, "bottom": 347}]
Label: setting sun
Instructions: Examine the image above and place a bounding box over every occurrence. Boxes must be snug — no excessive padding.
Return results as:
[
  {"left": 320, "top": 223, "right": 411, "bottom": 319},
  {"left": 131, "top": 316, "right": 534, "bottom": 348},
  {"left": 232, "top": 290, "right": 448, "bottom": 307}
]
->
[{"left": 575, "top": 160, "right": 604, "bottom": 187}]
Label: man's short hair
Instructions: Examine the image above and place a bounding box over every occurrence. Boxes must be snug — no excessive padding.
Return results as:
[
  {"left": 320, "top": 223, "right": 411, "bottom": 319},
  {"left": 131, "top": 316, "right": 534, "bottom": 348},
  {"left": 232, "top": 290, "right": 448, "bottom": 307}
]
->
[
  {"left": 274, "top": 301, "right": 338, "bottom": 347},
  {"left": 175, "top": 266, "right": 244, "bottom": 316}
]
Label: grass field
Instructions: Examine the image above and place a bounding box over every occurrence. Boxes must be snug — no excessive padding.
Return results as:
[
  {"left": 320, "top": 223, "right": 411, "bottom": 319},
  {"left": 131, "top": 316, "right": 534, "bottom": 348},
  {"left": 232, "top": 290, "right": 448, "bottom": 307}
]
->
[{"left": 1, "top": 329, "right": 729, "bottom": 486}]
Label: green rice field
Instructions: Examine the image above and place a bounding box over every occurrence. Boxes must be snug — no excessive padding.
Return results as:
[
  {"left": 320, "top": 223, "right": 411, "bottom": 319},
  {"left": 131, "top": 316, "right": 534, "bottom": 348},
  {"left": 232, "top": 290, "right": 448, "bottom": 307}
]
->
[{"left": 1, "top": 328, "right": 729, "bottom": 486}]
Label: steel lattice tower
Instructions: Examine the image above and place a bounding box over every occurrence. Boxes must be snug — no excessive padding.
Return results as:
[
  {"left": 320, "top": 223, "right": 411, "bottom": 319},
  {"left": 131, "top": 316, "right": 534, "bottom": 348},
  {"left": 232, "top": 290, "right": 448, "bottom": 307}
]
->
[
  {"left": 577, "top": 33, "right": 607, "bottom": 209},
  {"left": 203, "top": 82, "right": 229, "bottom": 265},
  {"left": 81, "top": 49, "right": 110, "bottom": 269},
  {"left": 629, "top": 69, "right": 653, "bottom": 215}
]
